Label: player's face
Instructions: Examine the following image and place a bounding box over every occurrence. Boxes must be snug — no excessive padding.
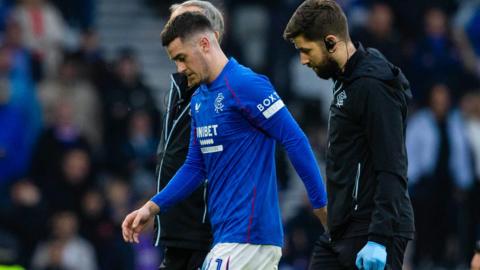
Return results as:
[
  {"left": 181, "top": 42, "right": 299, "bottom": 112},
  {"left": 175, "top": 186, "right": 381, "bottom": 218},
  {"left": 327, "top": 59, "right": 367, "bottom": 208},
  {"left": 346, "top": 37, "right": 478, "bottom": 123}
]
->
[
  {"left": 292, "top": 35, "right": 339, "bottom": 80},
  {"left": 168, "top": 7, "right": 209, "bottom": 87},
  {"left": 167, "top": 37, "right": 209, "bottom": 88}
]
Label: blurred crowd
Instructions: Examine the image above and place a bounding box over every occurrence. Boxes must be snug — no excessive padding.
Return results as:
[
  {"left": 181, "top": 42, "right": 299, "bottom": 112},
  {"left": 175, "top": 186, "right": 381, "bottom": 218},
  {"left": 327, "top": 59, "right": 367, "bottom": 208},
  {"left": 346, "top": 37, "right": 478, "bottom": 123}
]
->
[
  {"left": 0, "top": 0, "right": 161, "bottom": 269},
  {"left": 0, "top": 0, "right": 479, "bottom": 269}
]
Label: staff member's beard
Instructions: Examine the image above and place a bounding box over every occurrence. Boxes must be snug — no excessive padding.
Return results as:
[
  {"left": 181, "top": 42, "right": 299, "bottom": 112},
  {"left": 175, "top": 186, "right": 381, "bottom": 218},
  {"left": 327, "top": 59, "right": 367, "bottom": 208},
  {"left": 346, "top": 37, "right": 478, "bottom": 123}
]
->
[{"left": 313, "top": 55, "right": 341, "bottom": 80}]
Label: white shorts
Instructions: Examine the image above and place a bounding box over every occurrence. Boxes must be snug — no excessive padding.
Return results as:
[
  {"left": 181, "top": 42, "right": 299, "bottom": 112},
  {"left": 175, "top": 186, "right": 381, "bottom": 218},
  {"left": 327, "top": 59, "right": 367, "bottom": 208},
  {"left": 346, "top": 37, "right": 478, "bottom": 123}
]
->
[{"left": 201, "top": 243, "right": 282, "bottom": 270}]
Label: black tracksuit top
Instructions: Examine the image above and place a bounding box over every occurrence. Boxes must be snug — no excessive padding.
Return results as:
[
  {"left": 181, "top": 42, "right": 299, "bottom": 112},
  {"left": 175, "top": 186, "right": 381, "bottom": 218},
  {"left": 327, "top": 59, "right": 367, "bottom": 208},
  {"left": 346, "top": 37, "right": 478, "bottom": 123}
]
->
[
  {"left": 326, "top": 43, "right": 415, "bottom": 247},
  {"left": 154, "top": 73, "right": 212, "bottom": 250}
]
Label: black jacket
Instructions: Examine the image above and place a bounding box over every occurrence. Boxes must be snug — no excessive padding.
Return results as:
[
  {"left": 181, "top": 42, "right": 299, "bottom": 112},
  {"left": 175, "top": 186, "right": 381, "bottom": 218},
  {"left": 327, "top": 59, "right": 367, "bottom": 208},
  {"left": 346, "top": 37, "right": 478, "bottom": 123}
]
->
[
  {"left": 153, "top": 73, "right": 212, "bottom": 250},
  {"left": 326, "top": 43, "right": 415, "bottom": 247}
]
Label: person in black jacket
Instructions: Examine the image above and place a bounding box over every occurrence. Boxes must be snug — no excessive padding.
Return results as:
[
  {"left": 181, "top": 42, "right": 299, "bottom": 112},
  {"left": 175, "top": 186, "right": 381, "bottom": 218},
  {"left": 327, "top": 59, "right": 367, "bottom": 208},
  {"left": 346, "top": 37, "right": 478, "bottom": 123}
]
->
[
  {"left": 283, "top": 1, "right": 415, "bottom": 269},
  {"left": 153, "top": 1, "right": 224, "bottom": 270}
]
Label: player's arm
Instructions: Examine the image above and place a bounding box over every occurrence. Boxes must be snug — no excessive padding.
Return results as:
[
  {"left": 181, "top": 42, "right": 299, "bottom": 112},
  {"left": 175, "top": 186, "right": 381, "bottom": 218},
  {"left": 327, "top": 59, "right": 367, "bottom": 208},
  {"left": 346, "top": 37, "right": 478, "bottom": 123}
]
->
[
  {"left": 230, "top": 74, "right": 327, "bottom": 229},
  {"left": 122, "top": 116, "right": 206, "bottom": 243},
  {"left": 264, "top": 104, "right": 328, "bottom": 229}
]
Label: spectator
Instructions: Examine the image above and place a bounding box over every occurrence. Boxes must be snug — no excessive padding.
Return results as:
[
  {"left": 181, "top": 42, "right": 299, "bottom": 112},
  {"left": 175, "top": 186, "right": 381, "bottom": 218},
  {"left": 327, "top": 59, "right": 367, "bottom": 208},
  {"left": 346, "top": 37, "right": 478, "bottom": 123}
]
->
[
  {"left": 102, "top": 176, "right": 136, "bottom": 270},
  {"left": 71, "top": 29, "right": 110, "bottom": 91},
  {"left": 104, "top": 176, "right": 132, "bottom": 225},
  {"left": 408, "top": 7, "right": 464, "bottom": 103},
  {"left": 79, "top": 189, "right": 116, "bottom": 270},
  {"left": 3, "top": 18, "right": 42, "bottom": 82},
  {"left": 102, "top": 49, "right": 160, "bottom": 172},
  {"left": 0, "top": 43, "right": 43, "bottom": 157},
  {"left": 0, "top": 179, "right": 48, "bottom": 268},
  {"left": 77, "top": 178, "right": 135, "bottom": 270},
  {"left": 460, "top": 89, "right": 480, "bottom": 267},
  {"left": 0, "top": 76, "right": 28, "bottom": 185},
  {"left": 407, "top": 83, "right": 474, "bottom": 268},
  {"left": 281, "top": 195, "right": 323, "bottom": 270},
  {"left": 460, "top": 90, "right": 480, "bottom": 183},
  {"left": 31, "top": 211, "right": 98, "bottom": 270},
  {"left": 0, "top": 45, "right": 35, "bottom": 185},
  {"left": 38, "top": 54, "right": 102, "bottom": 148},
  {"left": 351, "top": 2, "right": 403, "bottom": 67},
  {"left": 453, "top": 0, "right": 480, "bottom": 80},
  {"left": 30, "top": 100, "right": 90, "bottom": 185},
  {"left": 120, "top": 110, "right": 157, "bottom": 196},
  {"left": 12, "top": 0, "right": 66, "bottom": 77},
  {"left": 41, "top": 147, "right": 95, "bottom": 216},
  {"left": 0, "top": 0, "right": 14, "bottom": 32},
  {"left": 0, "top": 229, "right": 20, "bottom": 265}
]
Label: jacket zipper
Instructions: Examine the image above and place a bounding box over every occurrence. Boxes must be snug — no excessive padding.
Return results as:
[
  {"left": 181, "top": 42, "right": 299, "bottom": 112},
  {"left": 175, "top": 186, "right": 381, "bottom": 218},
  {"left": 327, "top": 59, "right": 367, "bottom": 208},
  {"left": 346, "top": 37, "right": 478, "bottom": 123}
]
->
[
  {"left": 202, "top": 180, "right": 208, "bottom": 223},
  {"left": 352, "top": 163, "right": 361, "bottom": 211}
]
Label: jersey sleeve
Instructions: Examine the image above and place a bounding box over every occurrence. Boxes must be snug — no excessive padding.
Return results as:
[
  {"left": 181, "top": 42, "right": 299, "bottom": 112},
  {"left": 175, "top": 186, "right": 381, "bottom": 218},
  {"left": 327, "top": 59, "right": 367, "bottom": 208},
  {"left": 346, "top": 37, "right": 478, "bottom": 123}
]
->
[
  {"left": 225, "top": 73, "right": 286, "bottom": 129},
  {"left": 227, "top": 73, "right": 327, "bottom": 208},
  {"left": 150, "top": 109, "right": 206, "bottom": 212},
  {"left": 269, "top": 110, "right": 328, "bottom": 209}
]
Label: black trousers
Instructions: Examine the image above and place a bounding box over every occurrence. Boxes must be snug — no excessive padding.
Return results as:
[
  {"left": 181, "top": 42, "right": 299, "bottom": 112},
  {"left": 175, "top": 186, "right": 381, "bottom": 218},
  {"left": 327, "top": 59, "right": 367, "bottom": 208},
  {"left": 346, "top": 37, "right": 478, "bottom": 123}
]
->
[
  {"left": 309, "top": 234, "right": 409, "bottom": 270},
  {"left": 159, "top": 247, "right": 209, "bottom": 270}
]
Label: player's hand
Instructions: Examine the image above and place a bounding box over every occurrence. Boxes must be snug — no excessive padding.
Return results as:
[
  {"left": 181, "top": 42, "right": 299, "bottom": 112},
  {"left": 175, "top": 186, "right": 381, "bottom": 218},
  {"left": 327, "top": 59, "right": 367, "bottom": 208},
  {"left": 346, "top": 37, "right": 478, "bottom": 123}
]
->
[
  {"left": 313, "top": 206, "right": 328, "bottom": 231},
  {"left": 122, "top": 201, "right": 159, "bottom": 243},
  {"left": 471, "top": 253, "right": 480, "bottom": 270}
]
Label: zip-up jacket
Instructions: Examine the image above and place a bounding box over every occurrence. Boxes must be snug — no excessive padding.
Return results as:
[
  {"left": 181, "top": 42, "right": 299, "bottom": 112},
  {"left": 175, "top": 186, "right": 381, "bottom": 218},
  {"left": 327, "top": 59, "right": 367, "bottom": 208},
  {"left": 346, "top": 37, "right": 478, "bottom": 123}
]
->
[
  {"left": 154, "top": 73, "right": 212, "bottom": 250},
  {"left": 326, "top": 43, "right": 415, "bottom": 247}
]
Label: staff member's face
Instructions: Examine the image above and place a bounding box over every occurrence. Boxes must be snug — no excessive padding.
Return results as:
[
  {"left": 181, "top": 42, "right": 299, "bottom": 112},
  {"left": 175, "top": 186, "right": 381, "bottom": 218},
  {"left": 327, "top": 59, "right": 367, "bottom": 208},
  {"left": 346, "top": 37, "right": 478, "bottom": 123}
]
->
[
  {"left": 167, "top": 36, "right": 210, "bottom": 88},
  {"left": 292, "top": 34, "right": 338, "bottom": 80}
]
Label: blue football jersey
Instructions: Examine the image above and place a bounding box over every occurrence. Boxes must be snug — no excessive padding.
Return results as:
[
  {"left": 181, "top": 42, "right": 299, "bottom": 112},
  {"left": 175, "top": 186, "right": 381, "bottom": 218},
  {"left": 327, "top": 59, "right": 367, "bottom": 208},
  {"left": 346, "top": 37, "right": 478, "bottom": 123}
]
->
[{"left": 152, "top": 58, "right": 327, "bottom": 247}]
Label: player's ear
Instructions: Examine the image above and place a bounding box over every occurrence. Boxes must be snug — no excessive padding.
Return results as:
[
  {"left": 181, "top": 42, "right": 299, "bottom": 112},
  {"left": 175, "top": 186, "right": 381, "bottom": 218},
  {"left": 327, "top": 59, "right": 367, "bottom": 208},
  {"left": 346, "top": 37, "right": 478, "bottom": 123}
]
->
[{"left": 198, "top": 35, "right": 211, "bottom": 53}]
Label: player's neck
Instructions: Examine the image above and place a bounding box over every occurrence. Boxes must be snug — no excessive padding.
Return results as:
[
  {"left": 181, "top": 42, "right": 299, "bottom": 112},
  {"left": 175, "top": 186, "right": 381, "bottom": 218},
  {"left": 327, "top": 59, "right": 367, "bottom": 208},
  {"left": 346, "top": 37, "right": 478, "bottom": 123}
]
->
[{"left": 207, "top": 51, "right": 229, "bottom": 84}]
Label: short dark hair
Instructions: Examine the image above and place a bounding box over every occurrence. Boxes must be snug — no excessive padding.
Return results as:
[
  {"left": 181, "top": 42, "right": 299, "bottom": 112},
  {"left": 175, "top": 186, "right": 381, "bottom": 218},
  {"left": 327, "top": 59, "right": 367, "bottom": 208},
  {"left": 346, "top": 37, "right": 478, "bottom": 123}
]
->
[
  {"left": 283, "top": 0, "right": 349, "bottom": 42},
  {"left": 161, "top": 12, "right": 214, "bottom": 46},
  {"left": 170, "top": 1, "right": 225, "bottom": 43}
]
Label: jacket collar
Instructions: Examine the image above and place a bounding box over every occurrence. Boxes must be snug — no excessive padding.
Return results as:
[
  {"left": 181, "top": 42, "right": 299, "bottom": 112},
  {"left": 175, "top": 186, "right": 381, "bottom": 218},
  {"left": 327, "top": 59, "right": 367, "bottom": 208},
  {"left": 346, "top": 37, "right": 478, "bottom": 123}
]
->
[
  {"left": 334, "top": 42, "right": 365, "bottom": 83},
  {"left": 171, "top": 73, "right": 195, "bottom": 102}
]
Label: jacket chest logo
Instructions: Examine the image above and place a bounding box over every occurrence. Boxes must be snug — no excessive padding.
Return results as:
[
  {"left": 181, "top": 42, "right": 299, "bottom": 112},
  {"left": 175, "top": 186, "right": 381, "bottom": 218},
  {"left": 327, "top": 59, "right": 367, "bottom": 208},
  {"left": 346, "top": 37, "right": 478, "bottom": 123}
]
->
[
  {"left": 214, "top": 93, "right": 225, "bottom": 113},
  {"left": 336, "top": 90, "right": 347, "bottom": 107},
  {"left": 195, "top": 102, "right": 201, "bottom": 113}
]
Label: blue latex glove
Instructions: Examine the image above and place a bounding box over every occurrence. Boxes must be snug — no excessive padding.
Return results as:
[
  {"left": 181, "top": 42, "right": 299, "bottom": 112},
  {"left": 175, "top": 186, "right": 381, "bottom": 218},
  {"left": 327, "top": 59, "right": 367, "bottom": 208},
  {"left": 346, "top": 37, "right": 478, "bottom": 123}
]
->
[{"left": 355, "top": 241, "right": 387, "bottom": 270}]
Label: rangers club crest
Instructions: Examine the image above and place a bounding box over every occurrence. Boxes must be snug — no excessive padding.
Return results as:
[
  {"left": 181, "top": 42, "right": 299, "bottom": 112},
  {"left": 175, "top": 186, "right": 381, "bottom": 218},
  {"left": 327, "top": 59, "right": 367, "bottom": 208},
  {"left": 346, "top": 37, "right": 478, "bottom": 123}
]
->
[
  {"left": 214, "top": 93, "right": 225, "bottom": 113},
  {"left": 336, "top": 90, "right": 347, "bottom": 107}
]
